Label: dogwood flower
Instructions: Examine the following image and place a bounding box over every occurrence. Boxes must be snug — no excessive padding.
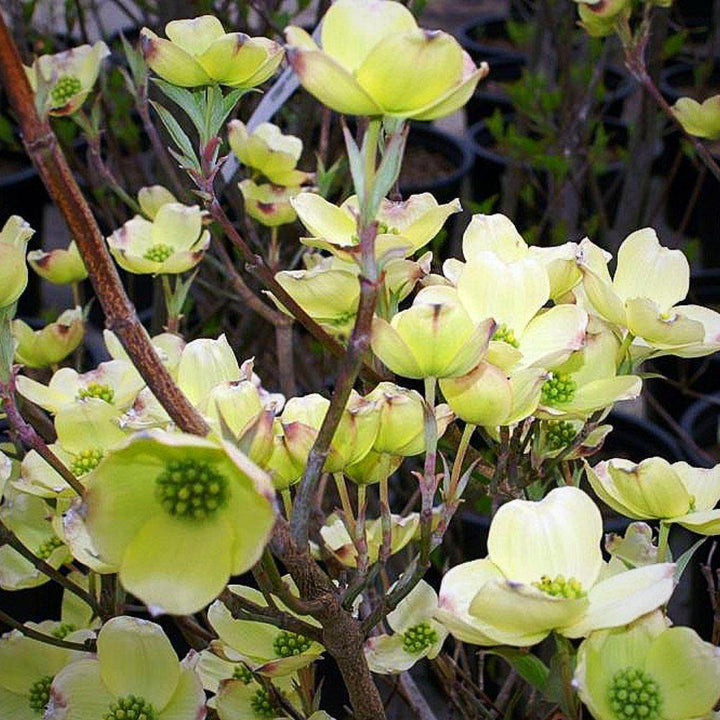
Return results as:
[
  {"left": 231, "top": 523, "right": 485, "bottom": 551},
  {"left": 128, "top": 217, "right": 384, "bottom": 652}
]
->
[
  {"left": 13, "top": 308, "right": 84, "bottom": 369},
  {"left": 436, "top": 487, "right": 675, "bottom": 647},
  {"left": 208, "top": 584, "right": 323, "bottom": 677},
  {"left": 574, "top": 611, "right": 720, "bottom": 720},
  {"left": 15, "top": 399, "right": 129, "bottom": 499},
  {"left": 536, "top": 318, "right": 642, "bottom": 419},
  {"left": 46, "top": 616, "right": 205, "bottom": 720},
  {"left": 0, "top": 487, "right": 70, "bottom": 590},
  {"left": 141, "top": 16, "right": 283, "bottom": 88},
  {"left": 578, "top": 229, "right": 720, "bottom": 352},
  {"left": 27, "top": 241, "right": 87, "bottom": 285},
  {"left": 214, "top": 673, "right": 301, "bottom": 720},
  {"left": 364, "top": 580, "right": 447, "bottom": 674},
  {"left": 455, "top": 247, "right": 587, "bottom": 371},
  {"left": 280, "top": 391, "right": 379, "bottom": 473},
  {"left": 0, "top": 621, "right": 93, "bottom": 719},
  {"left": 672, "top": 95, "right": 720, "bottom": 140},
  {"left": 586, "top": 458, "right": 720, "bottom": 535},
  {"left": 316, "top": 512, "right": 419, "bottom": 568},
  {"left": 458, "top": 214, "right": 583, "bottom": 300},
  {"left": 239, "top": 180, "right": 303, "bottom": 227},
  {"left": 274, "top": 257, "right": 361, "bottom": 338},
  {"left": 367, "top": 382, "right": 453, "bottom": 456},
  {"left": 0, "top": 216, "right": 33, "bottom": 309},
  {"left": 291, "top": 192, "right": 461, "bottom": 261},
  {"left": 575, "top": 0, "right": 631, "bottom": 37},
  {"left": 73, "top": 431, "right": 276, "bottom": 614},
  {"left": 228, "top": 121, "right": 312, "bottom": 186},
  {"left": 285, "top": 0, "right": 487, "bottom": 119},
  {"left": 25, "top": 41, "right": 109, "bottom": 115},
  {"left": 16, "top": 359, "right": 144, "bottom": 415},
  {"left": 440, "top": 363, "right": 547, "bottom": 429},
  {"left": 372, "top": 286, "right": 495, "bottom": 379},
  {"left": 138, "top": 185, "right": 177, "bottom": 219},
  {"left": 107, "top": 203, "right": 210, "bottom": 275}
]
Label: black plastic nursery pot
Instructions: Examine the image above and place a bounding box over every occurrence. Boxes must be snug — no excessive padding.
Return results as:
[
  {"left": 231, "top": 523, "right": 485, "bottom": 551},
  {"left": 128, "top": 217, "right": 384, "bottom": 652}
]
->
[
  {"left": 398, "top": 124, "right": 474, "bottom": 206},
  {"left": 680, "top": 392, "right": 720, "bottom": 468},
  {"left": 467, "top": 116, "right": 632, "bottom": 233},
  {"left": 659, "top": 60, "right": 720, "bottom": 266},
  {"left": 456, "top": 13, "right": 527, "bottom": 68},
  {"left": 466, "top": 63, "right": 633, "bottom": 127}
]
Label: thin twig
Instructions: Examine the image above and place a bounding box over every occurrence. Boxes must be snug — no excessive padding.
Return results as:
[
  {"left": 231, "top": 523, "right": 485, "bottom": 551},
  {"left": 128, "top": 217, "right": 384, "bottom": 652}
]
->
[{"left": 0, "top": 608, "right": 96, "bottom": 652}]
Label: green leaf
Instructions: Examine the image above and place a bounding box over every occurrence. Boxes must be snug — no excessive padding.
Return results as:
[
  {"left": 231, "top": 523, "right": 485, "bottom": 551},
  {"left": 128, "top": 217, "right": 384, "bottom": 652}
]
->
[
  {"left": 674, "top": 536, "right": 707, "bottom": 582},
  {"left": 486, "top": 647, "right": 550, "bottom": 690},
  {"left": 342, "top": 123, "right": 365, "bottom": 205},
  {"left": 149, "top": 100, "right": 200, "bottom": 171},
  {"left": 153, "top": 79, "right": 205, "bottom": 133},
  {"left": 368, "top": 123, "right": 408, "bottom": 217},
  {"left": 121, "top": 33, "right": 148, "bottom": 90}
]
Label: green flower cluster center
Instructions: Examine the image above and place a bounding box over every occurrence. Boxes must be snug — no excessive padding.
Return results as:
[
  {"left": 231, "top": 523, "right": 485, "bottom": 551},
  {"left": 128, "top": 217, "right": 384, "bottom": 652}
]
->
[
  {"left": 36, "top": 535, "right": 64, "bottom": 560},
  {"left": 532, "top": 574, "right": 584, "bottom": 599},
  {"left": 608, "top": 667, "right": 661, "bottom": 719},
  {"left": 104, "top": 694, "right": 157, "bottom": 720},
  {"left": 377, "top": 221, "right": 400, "bottom": 235},
  {"left": 77, "top": 382, "right": 115, "bottom": 403},
  {"left": 155, "top": 459, "right": 229, "bottom": 520},
  {"left": 250, "top": 688, "right": 282, "bottom": 718},
  {"left": 541, "top": 373, "right": 577, "bottom": 405},
  {"left": 70, "top": 448, "right": 104, "bottom": 476},
  {"left": 28, "top": 675, "right": 53, "bottom": 714},
  {"left": 492, "top": 324, "right": 519, "bottom": 348},
  {"left": 402, "top": 622, "right": 438, "bottom": 654},
  {"left": 232, "top": 663, "right": 254, "bottom": 684},
  {"left": 51, "top": 622, "right": 77, "bottom": 640},
  {"left": 143, "top": 243, "right": 174, "bottom": 263},
  {"left": 273, "top": 630, "right": 312, "bottom": 657},
  {"left": 50, "top": 75, "right": 82, "bottom": 105},
  {"left": 546, "top": 420, "right": 578, "bottom": 450}
]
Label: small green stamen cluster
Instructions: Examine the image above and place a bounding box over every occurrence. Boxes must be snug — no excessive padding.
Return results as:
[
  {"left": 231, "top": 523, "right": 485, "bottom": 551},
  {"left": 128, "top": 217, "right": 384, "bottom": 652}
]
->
[
  {"left": 50, "top": 75, "right": 82, "bottom": 105},
  {"left": 492, "top": 324, "right": 519, "bottom": 348},
  {"left": 70, "top": 448, "right": 104, "bottom": 476},
  {"left": 77, "top": 382, "right": 115, "bottom": 404},
  {"left": 532, "top": 574, "right": 584, "bottom": 599},
  {"left": 402, "top": 622, "right": 438, "bottom": 654},
  {"left": 608, "top": 667, "right": 661, "bottom": 719},
  {"left": 104, "top": 695, "right": 158, "bottom": 720},
  {"left": 546, "top": 420, "right": 577, "bottom": 450},
  {"left": 377, "top": 221, "right": 400, "bottom": 235},
  {"left": 52, "top": 622, "right": 77, "bottom": 640},
  {"left": 155, "top": 459, "right": 229, "bottom": 520},
  {"left": 143, "top": 243, "right": 174, "bottom": 263},
  {"left": 273, "top": 630, "right": 312, "bottom": 658},
  {"left": 103, "top": 695, "right": 157, "bottom": 720},
  {"left": 232, "top": 663, "right": 253, "bottom": 684},
  {"left": 28, "top": 675, "right": 53, "bottom": 714},
  {"left": 541, "top": 373, "right": 577, "bottom": 405},
  {"left": 250, "top": 688, "right": 282, "bottom": 718},
  {"left": 36, "top": 535, "right": 64, "bottom": 560}
]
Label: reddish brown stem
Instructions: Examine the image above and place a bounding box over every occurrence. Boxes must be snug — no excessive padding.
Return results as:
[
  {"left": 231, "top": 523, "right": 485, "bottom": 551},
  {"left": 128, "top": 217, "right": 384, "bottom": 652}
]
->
[{"left": 0, "top": 15, "right": 208, "bottom": 436}]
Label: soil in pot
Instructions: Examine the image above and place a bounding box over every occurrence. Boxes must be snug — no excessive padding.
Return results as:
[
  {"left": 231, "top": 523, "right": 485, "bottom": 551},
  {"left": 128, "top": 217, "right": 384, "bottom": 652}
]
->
[{"left": 398, "top": 124, "right": 473, "bottom": 206}]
